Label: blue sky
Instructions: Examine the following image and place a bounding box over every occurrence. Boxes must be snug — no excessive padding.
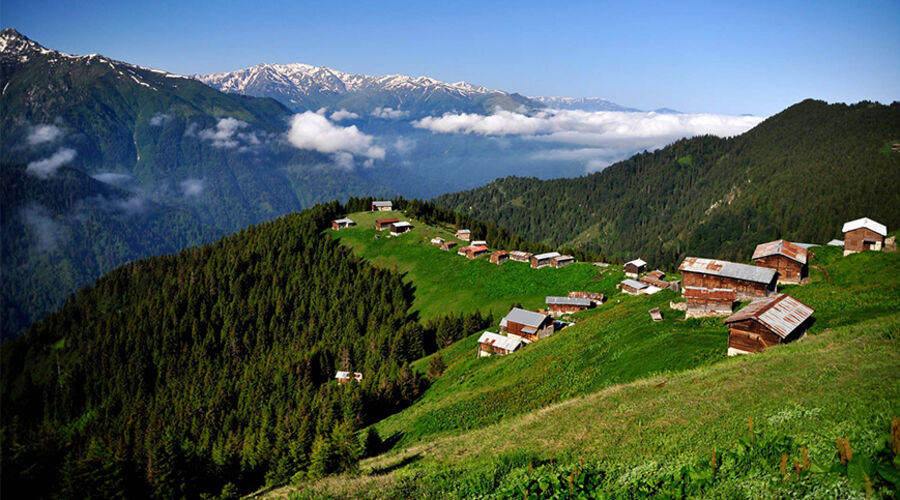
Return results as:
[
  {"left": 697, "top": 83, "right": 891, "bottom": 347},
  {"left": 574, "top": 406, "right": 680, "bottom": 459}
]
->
[{"left": 3, "top": 0, "right": 898, "bottom": 115}]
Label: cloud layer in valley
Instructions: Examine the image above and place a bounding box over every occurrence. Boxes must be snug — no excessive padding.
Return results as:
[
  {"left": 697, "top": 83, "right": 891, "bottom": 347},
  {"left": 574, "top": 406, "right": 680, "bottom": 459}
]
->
[
  {"left": 26, "top": 148, "right": 77, "bottom": 179},
  {"left": 27, "top": 124, "right": 63, "bottom": 145},
  {"left": 286, "top": 111, "right": 385, "bottom": 169}
]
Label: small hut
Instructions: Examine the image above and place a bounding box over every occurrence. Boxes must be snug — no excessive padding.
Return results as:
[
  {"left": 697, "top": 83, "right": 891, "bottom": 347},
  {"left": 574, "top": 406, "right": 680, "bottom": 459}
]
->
[
  {"left": 752, "top": 240, "right": 809, "bottom": 284},
  {"left": 490, "top": 250, "right": 509, "bottom": 265},
  {"left": 724, "top": 294, "right": 814, "bottom": 356},
  {"left": 477, "top": 332, "right": 523, "bottom": 357},
  {"left": 624, "top": 259, "right": 647, "bottom": 278},
  {"left": 331, "top": 218, "right": 356, "bottom": 230},
  {"left": 842, "top": 217, "right": 887, "bottom": 255}
]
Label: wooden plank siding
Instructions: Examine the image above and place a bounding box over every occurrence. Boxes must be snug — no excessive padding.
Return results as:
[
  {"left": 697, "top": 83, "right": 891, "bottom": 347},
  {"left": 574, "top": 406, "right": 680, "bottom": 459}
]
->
[
  {"left": 753, "top": 254, "right": 807, "bottom": 284},
  {"left": 681, "top": 271, "right": 774, "bottom": 301},
  {"left": 844, "top": 227, "right": 885, "bottom": 253}
]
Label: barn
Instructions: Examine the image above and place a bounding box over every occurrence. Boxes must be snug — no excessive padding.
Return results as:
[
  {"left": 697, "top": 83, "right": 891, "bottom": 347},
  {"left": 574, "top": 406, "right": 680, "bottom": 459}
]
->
[
  {"left": 752, "top": 240, "right": 809, "bottom": 284},
  {"left": 477, "top": 332, "right": 523, "bottom": 357},
  {"left": 441, "top": 241, "right": 457, "bottom": 251},
  {"left": 551, "top": 255, "right": 575, "bottom": 268},
  {"left": 456, "top": 229, "right": 471, "bottom": 241},
  {"left": 331, "top": 218, "right": 356, "bottom": 230},
  {"left": 724, "top": 294, "right": 814, "bottom": 356},
  {"left": 509, "top": 251, "right": 533, "bottom": 262},
  {"left": 678, "top": 257, "right": 777, "bottom": 300},
  {"left": 621, "top": 279, "right": 648, "bottom": 295},
  {"left": 490, "top": 250, "right": 509, "bottom": 265},
  {"left": 531, "top": 252, "right": 561, "bottom": 269},
  {"left": 568, "top": 291, "right": 605, "bottom": 304},
  {"left": 375, "top": 218, "right": 399, "bottom": 230},
  {"left": 682, "top": 286, "right": 736, "bottom": 318},
  {"left": 430, "top": 237, "right": 445, "bottom": 246},
  {"left": 500, "top": 307, "right": 555, "bottom": 343},
  {"left": 545, "top": 296, "right": 593, "bottom": 316},
  {"left": 842, "top": 217, "right": 887, "bottom": 255},
  {"left": 624, "top": 259, "right": 647, "bottom": 278},
  {"left": 372, "top": 201, "right": 393, "bottom": 211},
  {"left": 389, "top": 221, "right": 413, "bottom": 235},
  {"left": 459, "top": 245, "right": 489, "bottom": 259}
]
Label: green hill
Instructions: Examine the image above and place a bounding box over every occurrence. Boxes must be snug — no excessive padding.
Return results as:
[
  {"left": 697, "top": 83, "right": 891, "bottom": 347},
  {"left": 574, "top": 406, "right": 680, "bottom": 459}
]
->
[{"left": 434, "top": 100, "right": 900, "bottom": 270}]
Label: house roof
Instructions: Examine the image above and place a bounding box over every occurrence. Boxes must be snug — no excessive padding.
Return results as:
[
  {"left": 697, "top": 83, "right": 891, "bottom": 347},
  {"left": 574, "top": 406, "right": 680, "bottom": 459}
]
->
[
  {"left": 376, "top": 218, "right": 399, "bottom": 224},
  {"left": 625, "top": 258, "right": 647, "bottom": 267},
  {"left": 622, "top": 279, "right": 648, "bottom": 289},
  {"left": 545, "top": 296, "right": 592, "bottom": 307},
  {"left": 333, "top": 218, "right": 355, "bottom": 224},
  {"left": 724, "top": 294, "right": 814, "bottom": 338},
  {"left": 553, "top": 255, "right": 574, "bottom": 261},
  {"left": 510, "top": 251, "right": 532, "bottom": 258},
  {"left": 827, "top": 239, "right": 844, "bottom": 247},
  {"left": 472, "top": 240, "right": 488, "bottom": 246},
  {"left": 683, "top": 286, "right": 736, "bottom": 300},
  {"left": 457, "top": 229, "right": 471, "bottom": 234},
  {"left": 503, "top": 307, "right": 550, "bottom": 328},
  {"left": 335, "top": 371, "right": 350, "bottom": 379},
  {"left": 442, "top": 241, "right": 457, "bottom": 247},
  {"left": 469, "top": 245, "right": 489, "bottom": 252},
  {"left": 647, "top": 270, "right": 665, "bottom": 279},
  {"left": 678, "top": 257, "right": 777, "bottom": 285},
  {"left": 534, "top": 252, "right": 561, "bottom": 260},
  {"left": 372, "top": 201, "right": 392, "bottom": 207},
  {"left": 431, "top": 237, "right": 445, "bottom": 243},
  {"left": 842, "top": 217, "right": 887, "bottom": 237},
  {"left": 391, "top": 221, "right": 412, "bottom": 228},
  {"left": 491, "top": 250, "right": 508, "bottom": 256},
  {"left": 478, "top": 331, "right": 522, "bottom": 351},
  {"left": 752, "top": 240, "right": 808, "bottom": 264}
]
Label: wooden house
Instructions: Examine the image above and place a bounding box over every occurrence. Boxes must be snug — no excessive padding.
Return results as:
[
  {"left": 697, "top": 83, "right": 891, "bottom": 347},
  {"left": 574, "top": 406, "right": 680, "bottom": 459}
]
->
[
  {"left": 456, "top": 229, "right": 471, "bottom": 241},
  {"left": 531, "top": 252, "right": 561, "bottom": 269},
  {"left": 568, "top": 291, "right": 605, "bottom": 304},
  {"left": 509, "top": 251, "right": 533, "bottom": 263},
  {"left": 477, "top": 332, "right": 523, "bottom": 357},
  {"left": 624, "top": 258, "right": 647, "bottom": 278},
  {"left": 466, "top": 245, "right": 489, "bottom": 259},
  {"left": 500, "top": 307, "right": 554, "bottom": 343},
  {"left": 682, "top": 286, "right": 736, "bottom": 318},
  {"left": 649, "top": 307, "right": 663, "bottom": 322},
  {"left": 331, "top": 218, "right": 356, "bottom": 230},
  {"left": 372, "top": 201, "right": 392, "bottom": 211},
  {"left": 842, "top": 217, "right": 887, "bottom": 255},
  {"left": 490, "top": 250, "right": 508, "bottom": 265},
  {"left": 389, "top": 221, "right": 413, "bottom": 235},
  {"left": 621, "top": 279, "right": 648, "bottom": 295},
  {"left": 375, "top": 218, "right": 399, "bottom": 231},
  {"left": 545, "top": 296, "right": 593, "bottom": 316},
  {"left": 752, "top": 240, "right": 809, "bottom": 284},
  {"left": 724, "top": 294, "right": 814, "bottom": 356},
  {"left": 551, "top": 255, "right": 575, "bottom": 268},
  {"left": 678, "top": 257, "right": 777, "bottom": 300},
  {"left": 430, "top": 237, "right": 445, "bottom": 246},
  {"left": 441, "top": 241, "right": 457, "bottom": 251},
  {"left": 335, "top": 371, "right": 363, "bottom": 383}
]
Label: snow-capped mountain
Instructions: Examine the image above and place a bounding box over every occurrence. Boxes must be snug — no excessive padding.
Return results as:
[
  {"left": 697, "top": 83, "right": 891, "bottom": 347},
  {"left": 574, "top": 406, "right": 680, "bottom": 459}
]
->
[
  {"left": 529, "top": 96, "right": 641, "bottom": 112},
  {"left": 195, "top": 62, "right": 534, "bottom": 117}
]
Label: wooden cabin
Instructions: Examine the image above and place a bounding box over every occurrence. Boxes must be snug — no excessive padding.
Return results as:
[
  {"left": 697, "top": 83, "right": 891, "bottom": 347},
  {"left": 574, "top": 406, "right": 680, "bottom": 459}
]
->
[
  {"left": 724, "top": 294, "right": 814, "bottom": 356},
  {"left": 568, "top": 291, "right": 605, "bottom": 304},
  {"left": 332, "top": 218, "right": 356, "bottom": 230},
  {"left": 459, "top": 245, "right": 489, "bottom": 259},
  {"left": 477, "top": 332, "right": 523, "bottom": 357},
  {"left": 389, "top": 221, "right": 413, "bottom": 235},
  {"left": 490, "top": 250, "right": 509, "bottom": 265},
  {"left": 545, "top": 296, "right": 593, "bottom": 316},
  {"left": 500, "top": 307, "right": 554, "bottom": 343},
  {"left": 647, "top": 270, "right": 665, "bottom": 280},
  {"left": 842, "top": 217, "right": 887, "bottom": 255},
  {"left": 678, "top": 257, "right": 777, "bottom": 300},
  {"left": 430, "top": 237, "right": 445, "bottom": 246},
  {"left": 456, "top": 229, "right": 471, "bottom": 241},
  {"left": 372, "top": 200, "right": 392, "bottom": 211},
  {"left": 649, "top": 307, "right": 663, "bottom": 322},
  {"left": 509, "top": 251, "right": 533, "bottom": 263},
  {"left": 752, "top": 240, "right": 809, "bottom": 284},
  {"left": 441, "top": 241, "right": 457, "bottom": 251},
  {"left": 551, "top": 255, "right": 575, "bottom": 268},
  {"left": 472, "top": 240, "right": 488, "bottom": 247},
  {"left": 375, "top": 218, "right": 399, "bottom": 230},
  {"left": 621, "top": 279, "right": 648, "bottom": 295},
  {"left": 682, "top": 286, "right": 736, "bottom": 318},
  {"left": 531, "top": 252, "right": 561, "bottom": 269},
  {"left": 335, "top": 371, "right": 364, "bottom": 383},
  {"left": 624, "top": 259, "right": 647, "bottom": 278}
]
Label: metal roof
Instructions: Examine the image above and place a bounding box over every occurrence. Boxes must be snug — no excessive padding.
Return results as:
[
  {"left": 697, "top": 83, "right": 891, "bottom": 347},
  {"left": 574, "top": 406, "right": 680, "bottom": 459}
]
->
[
  {"left": 724, "top": 294, "right": 814, "bottom": 338},
  {"left": 545, "top": 296, "right": 592, "bottom": 306},
  {"left": 678, "top": 257, "right": 777, "bottom": 284},
  {"left": 372, "top": 201, "right": 392, "bottom": 207},
  {"left": 469, "top": 245, "right": 489, "bottom": 252},
  {"left": 842, "top": 217, "right": 887, "bottom": 237},
  {"left": 827, "top": 239, "right": 844, "bottom": 247},
  {"left": 647, "top": 270, "right": 665, "bottom": 279},
  {"left": 503, "top": 307, "right": 550, "bottom": 328},
  {"left": 625, "top": 258, "right": 647, "bottom": 267},
  {"left": 472, "top": 240, "right": 487, "bottom": 246},
  {"left": 553, "top": 255, "right": 574, "bottom": 261},
  {"left": 621, "top": 279, "right": 648, "bottom": 289},
  {"left": 376, "top": 218, "right": 399, "bottom": 224},
  {"left": 335, "top": 371, "right": 350, "bottom": 379},
  {"left": 391, "top": 221, "right": 412, "bottom": 228},
  {"left": 457, "top": 229, "right": 471, "bottom": 234},
  {"left": 534, "top": 252, "right": 561, "bottom": 260},
  {"left": 333, "top": 218, "right": 355, "bottom": 224},
  {"left": 510, "top": 251, "right": 532, "bottom": 258},
  {"left": 793, "top": 243, "right": 819, "bottom": 249},
  {"left": 478, "top": 331, "right": 522, "bottom": 352},
  {"left": 751, "top": 240, "right": 808, "bottom": 264}
]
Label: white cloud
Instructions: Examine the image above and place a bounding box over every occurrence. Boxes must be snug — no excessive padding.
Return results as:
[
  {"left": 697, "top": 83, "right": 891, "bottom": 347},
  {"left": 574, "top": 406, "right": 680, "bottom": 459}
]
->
[
  {"left": 180, "top": 178, "right": 205, "bottom": 197},
  {"left": 330, "top": 109, "right": 359, "bottom": 121},
  {"left": 286, "top": 111, "right": 385, "bottom": 161},
  {"left": 92, "top": 172, "right": 133, "bottom": 185},
  {"left": 393, "top": 137, "right": 416, "bottom": 154},
  {"left": 372, "top": 107, "right": 409, "bottom": 119},
  {"left": 26, "top": 148, "right": 77, "bottom": 179},
  {"left": 333, "top": 152, "right": 355, "bottom": 170},
  {"left": 149, "top": 112, "right": 172, "bottom": 126},
  {"left": 27, "top": 124, "right": 63, "bottom": 145},
  {"left": 112, "top": 196, "right": 148, "bottom": 215},
  {"left": 19, "top": 204, "right": 64, "bottom": 252},
  {"left": 198, "top": 117, "right": 249, "bottom": 148}
]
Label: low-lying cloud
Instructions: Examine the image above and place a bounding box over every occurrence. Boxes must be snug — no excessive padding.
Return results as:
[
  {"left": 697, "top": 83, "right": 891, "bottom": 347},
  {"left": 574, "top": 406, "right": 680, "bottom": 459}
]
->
[
  {"left": 192, "top": 117, "right": 260, "bottom": 149},
  {"left": 372, "top": 107, "right": 409, "bottom": 119},
  {"left": 27, "top": 124, "right": 63, "bottom": 145},
  {"left": 286, "top": 111, "right": 385, "bottom": 169},
  {"left": 330, "top": 109, "right": 359, "bottom": 121},
  {"left": 149, "top": 112, "right": 173, "bottom": 126},
  {"left": 19, "top": 204, "right": 64, "bottom": 253},
  {"left": 26, "top": 147, "right": 77, "bottom": 179},
  {"left": 92, "top": 172, "right": 134, "bottom": 185},
  {"left": 180, "top": 178, "right": 205, "bottom": 197}
]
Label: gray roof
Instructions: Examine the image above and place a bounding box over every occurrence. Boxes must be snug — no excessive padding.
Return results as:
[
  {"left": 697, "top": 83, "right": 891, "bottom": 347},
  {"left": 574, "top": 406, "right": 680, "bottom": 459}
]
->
[
  {"left": 622, "top": 279, "right": 648, "bottom": 289},
  {"left": 725, "top": 294, "right": 814, "bottom": 339},
  {"left": 827, "top": 239, "right": 844, "bottom": 247},
  {"left": 679, "top": 257, "right": 777, "bottom": 284},
  {"left": 333, "top": 218, "right": 355, "bottom": 224},
  {"left": 457, "top": 229, "right": 471, "bottom": 234},
  {"left": 502, "top": 307, "right": 550, "bottom": 328},
  {"left": 545, "top": 296, "right": 592, "bottom": 307},
  {"left": 478, "top": 331, "right": 522, "bottom": 351},
  {"left": 373, "top": 201, "right": 392, "bottom": 207},
  {"left": 533, "top": 252, "right": 561, "bottom": 260},
  {"left": 391, "top": 221, "right": 412, "bottom": 228}
]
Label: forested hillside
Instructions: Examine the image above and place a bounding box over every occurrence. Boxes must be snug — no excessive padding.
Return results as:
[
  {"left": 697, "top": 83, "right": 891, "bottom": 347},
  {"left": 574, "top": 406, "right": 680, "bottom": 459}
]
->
[
  {"left": 0, "top": 202, "right": 493, "bottom": 498},
  {"left": 435, "top": 100, "right": 900, "bottom": 268}
]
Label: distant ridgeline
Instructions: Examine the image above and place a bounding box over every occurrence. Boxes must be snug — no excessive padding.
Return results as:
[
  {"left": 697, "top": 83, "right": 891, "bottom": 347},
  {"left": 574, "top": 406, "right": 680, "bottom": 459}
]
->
[
  {"left": 434, "top": 100, "right": 900, "bottom": 269},
  {"left": 0, "top": 200, "right": 500, "bottom": 498}
]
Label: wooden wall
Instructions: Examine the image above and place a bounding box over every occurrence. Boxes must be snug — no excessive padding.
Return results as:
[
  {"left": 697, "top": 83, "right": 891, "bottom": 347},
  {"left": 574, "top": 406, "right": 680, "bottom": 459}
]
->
[
  {"left": 754, "top": 255, "right": 806, "bottom": 284},
  {"left": 682, "top": 271, "right": 774, "bottom": 300},
  {"left": 844, "top": 227, "right": 885, "bottom": 252}
]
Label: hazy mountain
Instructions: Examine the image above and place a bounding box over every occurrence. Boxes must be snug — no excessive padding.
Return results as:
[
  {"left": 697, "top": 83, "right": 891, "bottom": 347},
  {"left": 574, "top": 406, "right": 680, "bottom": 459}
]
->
[{"left": 528, "top": 96, "right": 642, "bottom": 112}]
